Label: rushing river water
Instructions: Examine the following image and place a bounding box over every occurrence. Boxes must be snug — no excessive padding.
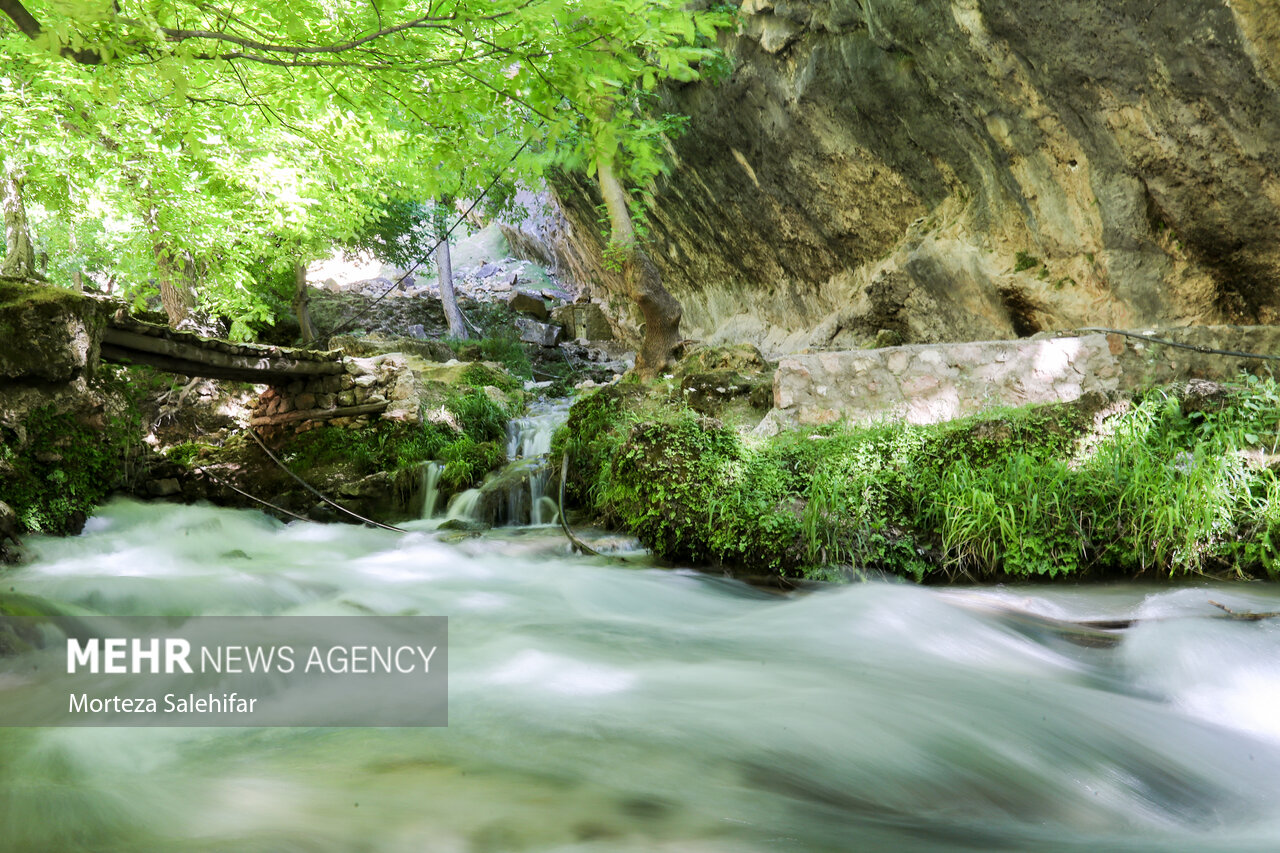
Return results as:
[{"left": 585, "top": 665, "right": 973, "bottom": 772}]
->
[{"left": 3, "top": 499, "right": 1280, "bottom": 852}]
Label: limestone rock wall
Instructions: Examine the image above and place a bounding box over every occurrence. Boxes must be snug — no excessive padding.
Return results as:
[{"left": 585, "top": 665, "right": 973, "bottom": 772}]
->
[{"left": 542, "top": 0, "right": 1280, "bottom": 355}]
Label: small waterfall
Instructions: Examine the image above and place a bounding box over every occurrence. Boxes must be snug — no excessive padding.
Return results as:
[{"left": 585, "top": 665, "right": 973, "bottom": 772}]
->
[
  {"left": 445, "top": 487, "right": 482, "bottom": 523},
  {"left": 418, "top": 462, "right": 443, "bottom": 519},
  {"left": 439, "top": 400, "right": 572, "bottom": 528},
  {"left": 505, "top": 400, "right": 571, "bottom": 526}
]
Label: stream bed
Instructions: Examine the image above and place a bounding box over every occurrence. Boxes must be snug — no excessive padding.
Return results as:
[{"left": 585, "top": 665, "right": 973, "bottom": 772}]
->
[{"left": 3, "top": 499, "right": 1280, "bottom": 852}]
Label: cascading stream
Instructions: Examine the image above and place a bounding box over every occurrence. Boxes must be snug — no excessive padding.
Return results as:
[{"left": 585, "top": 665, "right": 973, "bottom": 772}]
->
[
  {"left": 418, "top": 461, "right": 443, "bottom": 520},
  {"left": 444, "top": 399, "right": 571, "bottom": 526},
  {"left": 3, "top": 499, "right": 1280, "bottom": 852},
  {"left": 504, "top": 399, "right": 572, "bottom": 526}
]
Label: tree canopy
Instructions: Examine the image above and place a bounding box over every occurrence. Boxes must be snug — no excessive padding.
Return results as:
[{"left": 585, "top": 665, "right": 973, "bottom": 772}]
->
[{"left": 1, "top": 0, "right": 731, "bottom": 358}]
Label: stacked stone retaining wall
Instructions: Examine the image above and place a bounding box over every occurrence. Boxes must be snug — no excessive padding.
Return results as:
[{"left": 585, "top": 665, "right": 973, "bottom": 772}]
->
[
  {"left": 251, "top": 353, "right": 421, "bottom": 435},
  {"left": 770, "top": 326, "right": 1280, "bottom": 428}
]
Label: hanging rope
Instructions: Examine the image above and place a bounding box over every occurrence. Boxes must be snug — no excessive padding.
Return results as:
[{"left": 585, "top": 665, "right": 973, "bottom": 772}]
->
[
  {"left": 325, "top": 137, "right": 535, "bottom": 340},
  {"left": 247, "top": 428, "right": 406, "bottom": 533},
  {"left": 192, "top": 463, "right": 316, "bottom": 524}
]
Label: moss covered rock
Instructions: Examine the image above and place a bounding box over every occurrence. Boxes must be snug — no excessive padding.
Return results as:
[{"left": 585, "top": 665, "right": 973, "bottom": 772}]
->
[
  {"left": 0, "top": 281, "right": 109, "bottom": 384},
  {"left": 557, "top": 378, "right": 1280, "bottom": 582},
  {"left": 0, "top": 371, "right": 146, "bottom": 536}
]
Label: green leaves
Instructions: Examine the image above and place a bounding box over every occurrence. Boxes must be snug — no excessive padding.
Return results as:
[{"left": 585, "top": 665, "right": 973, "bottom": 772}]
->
[{"left": 7, "top": 0, "right": 732, "bottom": 326}]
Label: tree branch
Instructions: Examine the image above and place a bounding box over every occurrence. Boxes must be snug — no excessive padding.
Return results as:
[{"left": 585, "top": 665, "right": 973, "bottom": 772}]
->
[
  {"left": 0, "top": 0, "right": 104, "bottom": 63},
  {"left": 153, "top": 14, "right": 457, "bottom": 57}
]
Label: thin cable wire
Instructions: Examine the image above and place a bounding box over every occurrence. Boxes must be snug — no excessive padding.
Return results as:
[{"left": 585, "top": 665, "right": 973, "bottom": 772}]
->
[
  {"left": 1074, "top": 327, "right": 1280, "bottom": 363},
  {"left": 192, "top": 464, "right": 316, "bottom": 524},
  {"left": 325, "top": 136, "right": 535, "bottom": 339},
  {"left": 247, "top": 428, "right": 406, "bottom": 532}
]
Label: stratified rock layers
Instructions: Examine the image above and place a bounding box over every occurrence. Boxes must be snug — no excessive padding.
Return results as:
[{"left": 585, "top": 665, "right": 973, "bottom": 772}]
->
[{"left": 546, "top": 0, "right": 1280, "bottom": 353}]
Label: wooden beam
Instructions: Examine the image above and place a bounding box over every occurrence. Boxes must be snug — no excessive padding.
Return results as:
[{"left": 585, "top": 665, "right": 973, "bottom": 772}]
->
[
  {"left": 102, "top": 328, "right": 344, "bottom": 381},
  {"left": 100, "top": 344, "right": 277, "bottom": 383},
  {"left": 249, "top": 401, "right": 389, "bottom": 426}
]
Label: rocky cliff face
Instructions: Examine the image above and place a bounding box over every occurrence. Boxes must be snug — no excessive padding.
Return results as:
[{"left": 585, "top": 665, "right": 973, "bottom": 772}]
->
[{"left": 543, "top": 0, "right": 1280, "bottom": 354}]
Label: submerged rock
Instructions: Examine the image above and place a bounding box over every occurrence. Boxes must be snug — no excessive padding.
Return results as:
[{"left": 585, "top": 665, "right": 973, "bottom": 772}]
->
[{"left": 0, "top": 592, "right": 92, "bottom": 656}]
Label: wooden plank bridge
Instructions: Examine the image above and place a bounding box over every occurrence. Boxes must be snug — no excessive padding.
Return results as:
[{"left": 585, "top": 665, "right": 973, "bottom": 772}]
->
[{"left": 100, "top": 315, "right": 345, "bottom": 384}]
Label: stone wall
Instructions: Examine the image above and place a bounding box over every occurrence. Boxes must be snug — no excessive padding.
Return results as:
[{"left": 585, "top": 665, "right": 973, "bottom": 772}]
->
[
  {"left": 768, "top": 325, "right": 1280, "bottom": 428},
  {"left": 251, "top": 353, "right": 420, "bottom": 435}
]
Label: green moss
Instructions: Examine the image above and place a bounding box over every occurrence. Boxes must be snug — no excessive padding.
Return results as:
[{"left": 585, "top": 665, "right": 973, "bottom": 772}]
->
[
  {"left": 551, "top": 385, "right": 637, "bottom": 508},
  {"left": 164, "top": 442, "right": 208, "bottom": 467},
  {"left": 0, "top": 372, "right": 145, "bottom": 535},
  {"left": 457, "top": 362, "right": 520, "bottom": 393},
  {"left": 0, "top": 280, "right": 90, "bottom": 310}
]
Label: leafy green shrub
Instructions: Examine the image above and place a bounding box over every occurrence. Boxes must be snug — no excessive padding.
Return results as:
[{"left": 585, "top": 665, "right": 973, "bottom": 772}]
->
[{"left": 439, "top": 437, "right": 506, "bottom": 492}]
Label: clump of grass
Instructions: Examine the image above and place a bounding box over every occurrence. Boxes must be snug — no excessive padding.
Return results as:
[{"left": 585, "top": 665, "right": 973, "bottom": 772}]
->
[
  {"left": 562, "top": 376, "right": 1280, "bottom": 581},
  {"left": 445, "top": 332, "right": 532, "bottom": 379},
  {"left": 1014, "top": 250, "right": 1041, "bottom": 272},
  {"left": 283, "top": 388, "right": 511, "bottom": 487},
  {"left": 438, "top": 436, "right": 506, "bottom": 492},
  {"left": 283, "top": 420, "right": 458, "bottom": 476},
  {"left": 445, "top": 388, "right": 509, "bottom": 443},
  {"left": 457, "top": 362, "right": 520, "bottom": 393}
]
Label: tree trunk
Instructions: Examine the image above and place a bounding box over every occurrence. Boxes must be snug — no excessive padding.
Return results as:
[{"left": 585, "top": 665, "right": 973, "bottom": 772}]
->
[
  {"left": 69, "top": 227, "right": 83, "bottom": 291},
  {"left": 595, "top": 148, "right": 681, "bottom": 377},
  {"left": 436, "top": 233, "right": 467, "bottom": 340},
  {"left": 293, "top": 261, "right": 318, "bottom": 344},
  {"left": 152, "top": 242, "right": 198, "bottom": 327},
  {"left": 146, "top": 202, "right": 198, "bottom": 327},
  {"left": 1, "top": 166, "right": 36, "bottom": 279}
]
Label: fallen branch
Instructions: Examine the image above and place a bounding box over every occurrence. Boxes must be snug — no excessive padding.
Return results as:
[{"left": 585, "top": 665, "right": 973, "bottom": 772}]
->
[
  {"left": 1208, "top": 600, "right": 1280, "bottom": 621},
  {"left": 558, "top": 452, "right": 600, "bottom": 557}
]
